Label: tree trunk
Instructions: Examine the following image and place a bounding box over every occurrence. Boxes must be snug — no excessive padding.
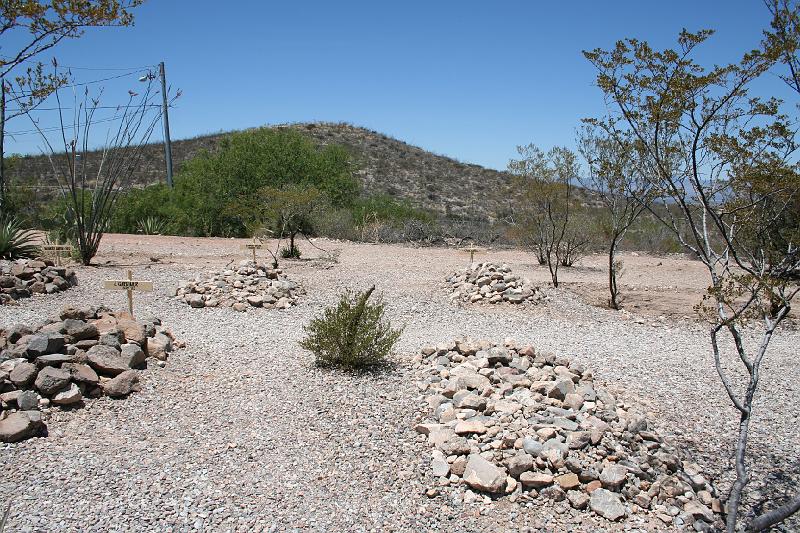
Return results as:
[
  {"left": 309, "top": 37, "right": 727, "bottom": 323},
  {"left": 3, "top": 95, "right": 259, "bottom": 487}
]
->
[
  {"left": 609, "top": 236, "right": 620, "bottom": 309},
  {"left": 749, "top": 492, "right": 800, "bottom": 531},
  {"left": 726, "top": 408, "right": 752, "bottom": 532}
]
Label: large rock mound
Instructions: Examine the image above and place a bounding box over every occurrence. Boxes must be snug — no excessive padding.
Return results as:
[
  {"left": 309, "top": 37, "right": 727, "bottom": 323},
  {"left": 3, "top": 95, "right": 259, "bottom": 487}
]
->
[
  {"left": 0, "top": 258, "right": 78, "bottom": 304},
  {"left": 0, "top": 306, "right": 182, "bottom": 443},
  {"left": 446, "top": 262, "right": 546, "bottom": 305},
  {"left": 175, "top": 260, "right": 302, "bottom": 312},
  {"left": 413, "top": 339, "right": 722, "bottom": 531}
]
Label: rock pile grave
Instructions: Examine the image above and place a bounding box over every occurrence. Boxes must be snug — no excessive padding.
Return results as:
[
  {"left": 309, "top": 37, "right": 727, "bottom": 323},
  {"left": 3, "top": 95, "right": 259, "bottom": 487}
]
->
[
  {"left": 446, "top": 262, "right": 546, "bottom": 305},
  {"left": 0, "top": 258, "right": 78, "bottom": 304},
  {"left": 175, "top": 260, "right": 302, "bottom": 311},
  {"left": 413, "top": 339, "right": 722, "bottom": 531},
  {"left": 0, "top": 306, "right": 181, "bottom": 443}
]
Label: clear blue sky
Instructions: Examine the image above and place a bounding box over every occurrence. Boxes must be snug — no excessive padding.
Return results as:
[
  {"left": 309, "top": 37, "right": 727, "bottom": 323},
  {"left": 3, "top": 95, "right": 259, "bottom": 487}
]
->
[{"left": 3, "top": 0, "right": 787, "bottom": 170}]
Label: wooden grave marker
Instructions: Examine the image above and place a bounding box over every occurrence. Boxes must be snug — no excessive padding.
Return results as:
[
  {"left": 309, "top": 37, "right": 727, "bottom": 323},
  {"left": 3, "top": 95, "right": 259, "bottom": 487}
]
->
[
  {"left": 240, "top": 237, "right": 263, "bottom": 263},
  {"left": 41, "top": 244, "right": 73, "bottom": 266},
  {"left": 103, "top": 270, "right": 153, "bottom": 318},
  {"left": 462, "top": 244, "right": 482, "bottom": 265}
]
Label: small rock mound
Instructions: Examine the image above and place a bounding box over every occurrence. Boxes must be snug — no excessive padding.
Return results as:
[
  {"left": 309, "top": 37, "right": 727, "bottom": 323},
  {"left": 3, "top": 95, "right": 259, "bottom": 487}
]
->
[
  {"left": 0, "top": 258, "right": 78, "bottom": 304},
  {"left": 413, "top": 339, "right": 722, "bottom": 531},
  {"left": 175, "top": 260, "right": 302, "bottom": 311},
  {"left": 446, "top": 262, "right": 546, "bottom": 305},
  {"left": 0, "top": 306, "right": 183, "bottom": 443}
]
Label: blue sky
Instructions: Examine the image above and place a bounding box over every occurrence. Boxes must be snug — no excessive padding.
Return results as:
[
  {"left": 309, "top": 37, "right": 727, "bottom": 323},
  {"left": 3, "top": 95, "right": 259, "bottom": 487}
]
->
[{"left": 3, "top": 1, "right": 788, "bottom": 170}]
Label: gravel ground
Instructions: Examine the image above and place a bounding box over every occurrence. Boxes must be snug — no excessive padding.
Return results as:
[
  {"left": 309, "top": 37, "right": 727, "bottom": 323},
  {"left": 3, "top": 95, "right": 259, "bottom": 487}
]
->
[{"left": 1, "top": 235, "right": 798, "bottom": 532}]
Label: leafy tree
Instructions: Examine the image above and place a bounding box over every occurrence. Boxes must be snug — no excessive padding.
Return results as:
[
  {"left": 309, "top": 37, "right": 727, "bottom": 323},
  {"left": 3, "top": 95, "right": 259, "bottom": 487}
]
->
[
  {"left": 508, "top": 144, "right": 580, "bottom": 287},
  {"left": 578, "top": 123, "right": 655, "bottom": 309},
  {"left": 227, "top": 184, "right": 321, "bottom": 267},
  {"left": 173, "top": 128, "right": 358, "bottom": 237},
  {"left": 0, "top": 0, "right": 143, "bottom": 209},
  {"left": 585, "top": 27, "right": 800, "bottom": 532}
]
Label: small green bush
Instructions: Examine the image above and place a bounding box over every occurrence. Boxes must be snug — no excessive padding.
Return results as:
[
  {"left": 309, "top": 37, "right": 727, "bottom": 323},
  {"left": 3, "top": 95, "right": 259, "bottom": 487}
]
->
[
  {"left": 280, "top": 244, "right": 301, "bottom": 259},
  {"left": 300, "top": 286, "right": 402, "bottom": 369},
  {"left": 0, "top": 216, "right": 39, "bottom": 259}
]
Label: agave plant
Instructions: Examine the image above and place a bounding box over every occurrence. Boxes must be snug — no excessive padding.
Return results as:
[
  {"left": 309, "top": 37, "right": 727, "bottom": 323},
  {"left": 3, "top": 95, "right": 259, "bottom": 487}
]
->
[
  {"left": 0, "top": 217, "right": 39, "bottom": 260},
  {"left": 137, "top": 216, "right": 168, "bottom": 235}
]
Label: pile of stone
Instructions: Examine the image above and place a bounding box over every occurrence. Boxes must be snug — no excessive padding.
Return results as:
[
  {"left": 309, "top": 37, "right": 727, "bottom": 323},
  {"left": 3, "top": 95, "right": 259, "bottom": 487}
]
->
[
  {"left": 446, "top": 262, "right": 546, "bottom": 305},
  {"left": 0, "top": 258, "right": 78, "bottom": 304},
  {"left": 175, "top": 260, "right": 302, "bottom": 311},
  {"left": 0, "top": 306, "right": 181, "bottom": 443},
  {"left": 413, "top": 339, "right": 722, "bottom": 531}
]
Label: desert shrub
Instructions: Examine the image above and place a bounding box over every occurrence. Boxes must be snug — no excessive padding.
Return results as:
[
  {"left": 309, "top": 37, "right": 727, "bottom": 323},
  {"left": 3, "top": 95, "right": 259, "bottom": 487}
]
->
[
  {"left": 0, "top": 216, "right": 39, "bottom": 259},
  {"left": 280, "top": 244, "right": 301, "bottom": 258},
  {"left": 300, "top": 286, "right": 402, "bottom": 369},
  {"left": 111, "top": 184, "right": 176, "bottom": 234}
]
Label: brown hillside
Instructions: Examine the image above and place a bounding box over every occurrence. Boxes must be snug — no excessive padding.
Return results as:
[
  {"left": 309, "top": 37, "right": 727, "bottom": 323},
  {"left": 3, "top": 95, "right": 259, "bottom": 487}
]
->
[{"left": 8, "top": 122, "right": 513, "bottom": 221}]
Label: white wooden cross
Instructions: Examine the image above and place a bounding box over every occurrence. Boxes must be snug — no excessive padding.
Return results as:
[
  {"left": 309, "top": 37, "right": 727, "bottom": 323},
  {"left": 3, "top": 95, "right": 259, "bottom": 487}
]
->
[{"left": 103, "top": 270, "right": 153, "bottom": 318}]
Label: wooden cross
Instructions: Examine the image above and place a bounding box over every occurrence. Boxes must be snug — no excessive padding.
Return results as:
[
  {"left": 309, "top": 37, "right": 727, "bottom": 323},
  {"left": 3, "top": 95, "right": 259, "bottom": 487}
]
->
[
  {"left": 41, "top": 244, "right": 73, "bottom": 266},
  {"left": 240, "top": 237, "right": 263, "bottom": 263},
  {"left": 462, "top": 245, "right": 481, "bottom": 265},
  {"left": 103, "top": 270, "right": 153, "bottom": 318}
]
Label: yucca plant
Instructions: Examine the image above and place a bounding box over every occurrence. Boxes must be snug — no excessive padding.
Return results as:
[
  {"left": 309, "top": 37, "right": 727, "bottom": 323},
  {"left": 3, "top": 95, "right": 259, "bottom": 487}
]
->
[
  {"left": 137, "top": 216, "right": 168, "bottom": 235},
  {"left": 0, "top": 216, "right": 39, "bottom": 260}
]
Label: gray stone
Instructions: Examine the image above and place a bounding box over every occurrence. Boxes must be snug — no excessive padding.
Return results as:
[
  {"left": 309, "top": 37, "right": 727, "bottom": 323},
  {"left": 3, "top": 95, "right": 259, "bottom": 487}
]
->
[
  {"left": 62, "top": 363, "right": 99, "bottom": 385},
  {"left": 25, "top": 333, "right": 65, "bottom": 357},
  {"left": 505, "top": 453, "right": 535, "bottom": 477},
  {"left": 187, "top": 294, "right": 205, "bottom": 308},
  {"left": 63, "top": 319, "right": 99, "bottom": 341},
  {"left": 87, "top": 345, "right": 131, "bottom": 376},
  {"left": 17, "top": 390, "right": 39, "bottom": 410},
  {"left": 463, "top": 454, "right": 506, "bottom": 493},
  {"left": 522, "top": 437, "right": 544, "bottom": 457},
  {"left": 120, "top": 343, "right": 146, "bottom": 368},
  {"left": 51, "top": 382, "right": 83, "bottom": 405},
  {"left": 590, "top": 488, "right": 627, "bottom": 520},
  {"left": 600, "top": 464, "right": 628, "bottom": 490},
  {"left": 34, "top": 366, "right": 71, "bottom": 395}
]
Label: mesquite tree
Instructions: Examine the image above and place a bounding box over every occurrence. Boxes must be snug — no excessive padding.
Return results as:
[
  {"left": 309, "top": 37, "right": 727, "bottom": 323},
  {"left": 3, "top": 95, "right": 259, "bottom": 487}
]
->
[
  {"left": 22, "top": 69, "right": 164, "bottom": 264},
  {"left": 508, "top": 144, "right": 580, "bottom": 287},
  {"left": 577, "top": 124, "right": 654, "bottom": 309},
  {"left": 585, "top": 28, "right": 800, "bottom": 532}
]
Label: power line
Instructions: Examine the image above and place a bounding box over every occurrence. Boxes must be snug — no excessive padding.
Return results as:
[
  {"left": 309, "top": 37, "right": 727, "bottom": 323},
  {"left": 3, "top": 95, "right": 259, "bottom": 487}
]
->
[
  {"left": 5, "top": 111, "right": 162, "bottom": 136},
  {"left": 57, "top": 65, "right": 157, "bottom": 71},
  {"left": 7, "top": 104, "right": 163, "bottom": 113}
]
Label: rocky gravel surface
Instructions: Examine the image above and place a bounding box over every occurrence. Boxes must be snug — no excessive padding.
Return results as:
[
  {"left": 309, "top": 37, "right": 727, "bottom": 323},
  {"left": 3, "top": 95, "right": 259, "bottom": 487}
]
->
[{"left": 0, "top": 235, "right": 798, "bottom": 532}]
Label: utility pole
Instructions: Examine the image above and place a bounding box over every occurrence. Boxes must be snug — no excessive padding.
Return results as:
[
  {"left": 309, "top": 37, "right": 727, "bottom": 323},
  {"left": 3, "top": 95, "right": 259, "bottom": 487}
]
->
[
  {"left": 0, "top": 78, "right": 5, "bottom": 210},
  {"left": 159, "top": 62, "right": 174, "bottom": 188}
]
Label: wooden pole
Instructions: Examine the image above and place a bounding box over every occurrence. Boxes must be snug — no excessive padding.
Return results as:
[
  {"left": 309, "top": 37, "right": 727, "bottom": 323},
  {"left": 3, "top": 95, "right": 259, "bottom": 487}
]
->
[{"left": 127, "top": 270, "right": 134, "bottom": 317}]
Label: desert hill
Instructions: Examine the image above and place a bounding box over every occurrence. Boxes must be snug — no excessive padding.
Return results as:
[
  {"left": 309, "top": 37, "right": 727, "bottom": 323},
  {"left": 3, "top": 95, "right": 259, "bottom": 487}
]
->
[{"left": 8, "top": 122, "right": 515, "bottom": 221}]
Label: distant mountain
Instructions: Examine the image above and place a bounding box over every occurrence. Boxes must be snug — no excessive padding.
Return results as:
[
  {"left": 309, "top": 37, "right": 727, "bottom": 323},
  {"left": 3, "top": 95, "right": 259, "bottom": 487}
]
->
[{"left": 8, "top": 122, "right": 516, "bottom": 221}]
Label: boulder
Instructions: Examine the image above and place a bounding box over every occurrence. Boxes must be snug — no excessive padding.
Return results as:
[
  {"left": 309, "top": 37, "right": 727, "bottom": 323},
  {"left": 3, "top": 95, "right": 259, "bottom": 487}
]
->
[
  {"left": 25, "top": 333, "right": 65, "bottom": 358},
  {"left": 63, "top": 319, "right": 99, "bottom": 341},
  {"left": 34, "top": 366, "right": 71, "bottom": 395},
  {"left": 9, "top": 361, "right": 37, "bottom": 387},
  {"left": 520, "top": 472, "right": 554, "bottom": 489},
  {"left": 102, "top": 370, "right": 140, "bottom": 397},
  {"left": 62, "top": 363, "right": 99, "bottom": 385},
  {"left": 0, "top": 411, "right": 44, "bottom": 442},
  {"left": 599, "top": 464, "right": 628, "bottom": 490},
  {"left": 87, "top": 345, "right": 133, "bottom": 376}
]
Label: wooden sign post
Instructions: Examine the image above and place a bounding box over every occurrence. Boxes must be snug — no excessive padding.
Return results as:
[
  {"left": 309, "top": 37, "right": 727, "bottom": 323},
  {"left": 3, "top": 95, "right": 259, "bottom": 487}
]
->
[
  {"left": 240, "top": 237, "right": 263, "bottom": 263},
  {"left": 462, "top": 245, "right": 482, "bottom": 265},
  {"left": 41, "top": 244, "right": 73, "bottom": 266},
  {"left": 103, "top": 270, "right": 153, "bottom": 318}
]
